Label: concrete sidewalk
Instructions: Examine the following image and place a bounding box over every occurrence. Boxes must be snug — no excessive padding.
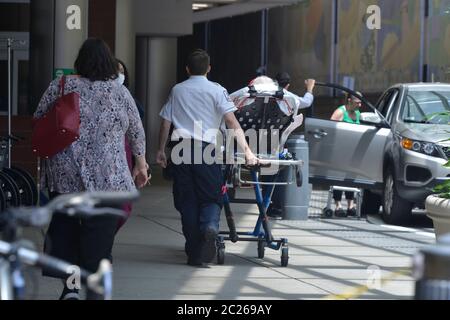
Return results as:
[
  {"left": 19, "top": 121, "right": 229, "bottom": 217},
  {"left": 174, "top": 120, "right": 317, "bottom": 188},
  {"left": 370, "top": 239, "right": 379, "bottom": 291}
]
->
[{"left": 27, "top": 173, "right": 435, "bottom": 300}]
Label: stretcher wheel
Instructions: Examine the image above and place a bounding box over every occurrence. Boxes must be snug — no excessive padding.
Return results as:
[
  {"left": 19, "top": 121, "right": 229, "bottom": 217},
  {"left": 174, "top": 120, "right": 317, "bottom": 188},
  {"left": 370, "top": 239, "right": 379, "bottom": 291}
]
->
[
  {"left": 257, "top": 241, "right": 265, "bottom": 259},
  {"left": 281, "top": 246, "right": 289, "bottom": 267},
  {"left": 232, "top": 166, "right": 240, "bottom": 187},
  {"left": 217, "top": 247, "right": 225, "bottom": 265},
  {"left": 322, "top": 208, "right": 333, "bottom": 219}
]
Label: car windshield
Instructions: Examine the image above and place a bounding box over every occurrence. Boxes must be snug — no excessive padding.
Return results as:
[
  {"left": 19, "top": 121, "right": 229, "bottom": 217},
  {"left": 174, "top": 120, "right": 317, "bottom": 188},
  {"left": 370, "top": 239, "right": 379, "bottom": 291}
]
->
[{"left": 401, "top": 89, "right": 450, "bottom": 125}]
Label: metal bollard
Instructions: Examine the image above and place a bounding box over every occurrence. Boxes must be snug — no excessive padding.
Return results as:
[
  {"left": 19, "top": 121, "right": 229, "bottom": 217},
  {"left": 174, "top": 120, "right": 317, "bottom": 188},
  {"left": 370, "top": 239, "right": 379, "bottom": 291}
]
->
[{"left": 414, "top": 233, "right": 450, "bottom": 300}]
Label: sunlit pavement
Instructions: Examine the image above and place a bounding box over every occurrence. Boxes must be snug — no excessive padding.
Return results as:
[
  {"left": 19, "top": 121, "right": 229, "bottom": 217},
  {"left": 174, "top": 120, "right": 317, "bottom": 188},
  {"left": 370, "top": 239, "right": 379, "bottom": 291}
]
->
[{"left": 25, "top": 171, "right": 435, "bottom": 300}]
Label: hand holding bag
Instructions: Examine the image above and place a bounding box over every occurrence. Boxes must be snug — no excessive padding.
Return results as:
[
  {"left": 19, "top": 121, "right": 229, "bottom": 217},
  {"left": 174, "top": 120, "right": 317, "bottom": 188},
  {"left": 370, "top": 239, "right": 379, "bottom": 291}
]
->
[{"left": 32, "top": 76, "right": 80, "bottom": 158}]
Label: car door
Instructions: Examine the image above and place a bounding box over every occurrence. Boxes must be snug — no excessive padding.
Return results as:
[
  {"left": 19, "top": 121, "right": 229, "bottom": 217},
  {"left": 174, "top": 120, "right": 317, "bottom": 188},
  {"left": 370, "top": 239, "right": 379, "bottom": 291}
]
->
[{"left": 304, "top": 84, "right": 392, "bottom": 189}]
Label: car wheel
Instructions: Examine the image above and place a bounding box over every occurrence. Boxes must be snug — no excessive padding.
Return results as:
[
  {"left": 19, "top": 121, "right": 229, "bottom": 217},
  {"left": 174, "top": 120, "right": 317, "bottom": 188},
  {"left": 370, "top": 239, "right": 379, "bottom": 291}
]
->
[
  {"left": 382, "top": 167, "right": 413, "bottom": 225},
  {"left": 361, "top": 189, "right": 381, "bottom": 216}
]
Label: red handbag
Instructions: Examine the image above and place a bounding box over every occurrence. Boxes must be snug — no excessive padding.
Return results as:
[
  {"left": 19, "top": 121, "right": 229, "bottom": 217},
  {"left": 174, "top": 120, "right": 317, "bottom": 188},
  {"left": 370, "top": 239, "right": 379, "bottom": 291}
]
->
[{"left": 32, "top": 76, "right": 80, "bottom": 158}]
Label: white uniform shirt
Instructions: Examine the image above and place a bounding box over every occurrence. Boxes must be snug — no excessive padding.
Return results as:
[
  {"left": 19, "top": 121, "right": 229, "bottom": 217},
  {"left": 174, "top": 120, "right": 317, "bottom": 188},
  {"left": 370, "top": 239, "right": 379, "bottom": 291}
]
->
[{"left": 160, "top": 76, "right": 237, "bottom": 145}]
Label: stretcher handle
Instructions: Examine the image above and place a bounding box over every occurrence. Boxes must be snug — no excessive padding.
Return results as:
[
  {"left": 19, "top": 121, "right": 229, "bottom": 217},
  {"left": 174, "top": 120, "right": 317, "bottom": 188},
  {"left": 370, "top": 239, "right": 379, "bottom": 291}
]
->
[{"left": 234, "top": 153, "right": 303, "bottom": 167}]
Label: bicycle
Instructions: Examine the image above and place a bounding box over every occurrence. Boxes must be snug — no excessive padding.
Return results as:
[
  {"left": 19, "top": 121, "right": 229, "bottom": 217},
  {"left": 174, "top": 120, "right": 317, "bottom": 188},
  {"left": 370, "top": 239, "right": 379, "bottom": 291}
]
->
[
  {"left": 0, "top": 135, "right": 38, "bottom": 209},
  {"left": 0, "top": 138, "right": 20, "bottom": 208},
  {"left": 0, "top": 190, "right": 139, "bottom": 300}
]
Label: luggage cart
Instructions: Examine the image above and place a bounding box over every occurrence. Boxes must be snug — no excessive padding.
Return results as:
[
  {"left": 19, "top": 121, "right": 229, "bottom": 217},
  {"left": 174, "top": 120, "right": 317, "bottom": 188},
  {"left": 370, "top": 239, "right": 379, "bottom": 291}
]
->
[
  {"left": 217, "top": 80, "right": 305, "bottom": 267},
  {"left": 321, "top": 186, "right": 362, "bottom": 219}
]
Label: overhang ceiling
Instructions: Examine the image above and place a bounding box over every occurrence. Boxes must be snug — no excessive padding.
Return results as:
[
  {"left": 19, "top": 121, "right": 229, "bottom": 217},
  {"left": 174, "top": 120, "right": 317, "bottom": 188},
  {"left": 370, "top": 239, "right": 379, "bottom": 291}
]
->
[{"left": 192, "top": 0, "right": 304, "bottom": 23}]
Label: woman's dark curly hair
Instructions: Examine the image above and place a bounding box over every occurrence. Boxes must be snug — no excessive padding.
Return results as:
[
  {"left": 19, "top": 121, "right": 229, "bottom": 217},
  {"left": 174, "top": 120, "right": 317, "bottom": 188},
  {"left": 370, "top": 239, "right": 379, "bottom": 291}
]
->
[{"left": 74, "top": 38, "right": 118, "bottom": 81}]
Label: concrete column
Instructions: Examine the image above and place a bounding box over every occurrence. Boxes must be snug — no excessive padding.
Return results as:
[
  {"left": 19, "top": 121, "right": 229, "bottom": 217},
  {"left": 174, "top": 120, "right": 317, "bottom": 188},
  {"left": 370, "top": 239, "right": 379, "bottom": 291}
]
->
[
  {"left": 54, "top": 0, "right": 88, "bottom": 77},
  {"left": 30, "top": 0, "right": 88, "bottom": 109},
  {"left": 135, "top": 37, "right": 177, "bottom": 163},
  {"left": 115, "top": 0, "right": 135, "bottom": 92},
  {"left": 147, "top": 38, "right": 177, "bottom": 163}
]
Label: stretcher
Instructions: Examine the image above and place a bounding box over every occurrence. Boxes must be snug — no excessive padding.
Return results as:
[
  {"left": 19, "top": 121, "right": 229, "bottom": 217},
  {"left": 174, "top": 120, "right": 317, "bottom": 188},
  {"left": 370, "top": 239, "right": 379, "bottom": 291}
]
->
[{"left": 217, "top": 78, "right": 305, "bottom": 267}]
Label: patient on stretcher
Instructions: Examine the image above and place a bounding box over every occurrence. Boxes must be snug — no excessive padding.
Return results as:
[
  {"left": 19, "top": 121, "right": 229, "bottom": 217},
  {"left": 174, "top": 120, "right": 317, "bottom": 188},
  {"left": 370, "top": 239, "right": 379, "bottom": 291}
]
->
[{"left": 228, "top": 76, "right": 314, "bottom": 156}]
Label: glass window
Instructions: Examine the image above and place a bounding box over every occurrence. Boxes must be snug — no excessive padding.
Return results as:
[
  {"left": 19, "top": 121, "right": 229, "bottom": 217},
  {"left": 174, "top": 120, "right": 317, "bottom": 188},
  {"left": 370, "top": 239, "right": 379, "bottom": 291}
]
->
[
  {"left": 401, "top": 89, "right": 450, "bottom": 125},
  {"left": 376, "top": 92, "right": 391, "bottom": 113},
  {"left": 0, "top": 3, "right": 30, "bottom": 32},
  {"left": 376, "top": 89, "right": 399, "bottom": 124},
  {"left": 0, "top": 60, "right": 7, "bottom": 113}
]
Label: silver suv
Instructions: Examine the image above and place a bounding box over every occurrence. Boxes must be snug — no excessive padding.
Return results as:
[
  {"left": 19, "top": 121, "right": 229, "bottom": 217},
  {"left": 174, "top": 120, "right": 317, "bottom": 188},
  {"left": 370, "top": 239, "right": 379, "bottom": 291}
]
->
[{"left": 305, "top": 83, "right": 450, "bottom": 225}]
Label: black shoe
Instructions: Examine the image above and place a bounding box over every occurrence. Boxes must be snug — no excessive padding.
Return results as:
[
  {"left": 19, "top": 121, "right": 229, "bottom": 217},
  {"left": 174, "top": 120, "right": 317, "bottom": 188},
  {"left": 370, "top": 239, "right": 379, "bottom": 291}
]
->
[
  {"left": 201, "top": 227, "right": 218, "bottom": 263},
  {"left": 334, "top": 208, "right": 347, "bottom": 218},
  {"left": 321, "top": 208, "right": 334, "bottom": 219},
  {"left": 347, "top": 208, "right": 357, "bottom": 217},
  {"left": 187, "top": 257, "right": 204, "bottom": 267}
]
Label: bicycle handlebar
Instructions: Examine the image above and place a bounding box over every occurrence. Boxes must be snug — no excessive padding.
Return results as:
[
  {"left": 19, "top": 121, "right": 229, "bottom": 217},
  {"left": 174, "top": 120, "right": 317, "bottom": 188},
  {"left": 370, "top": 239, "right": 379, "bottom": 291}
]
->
[
  {"left": 1, "top": 190, "right": 140, "bottom": 229},
  {"left": 0, "top": 207, "right": 51, "bottom": 228},
  {"left": 46, "top": 190, "right": 140, "bottom": 212},
  {"left": 0, "top": 240, "right": 112, "bottom": 299}
]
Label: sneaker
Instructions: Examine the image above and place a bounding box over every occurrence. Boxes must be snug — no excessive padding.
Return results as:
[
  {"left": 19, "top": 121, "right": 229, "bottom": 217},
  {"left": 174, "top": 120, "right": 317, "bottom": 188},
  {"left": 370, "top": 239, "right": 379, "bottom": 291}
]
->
[
  {"left": 334, "top": 208, "right": 347, "bottom": 218},
  {"left": 201, "top": 227, "right": 218, "bottom": 263},
  {"left": 347, "top": 208, "right": 357, "bottom": 217}
]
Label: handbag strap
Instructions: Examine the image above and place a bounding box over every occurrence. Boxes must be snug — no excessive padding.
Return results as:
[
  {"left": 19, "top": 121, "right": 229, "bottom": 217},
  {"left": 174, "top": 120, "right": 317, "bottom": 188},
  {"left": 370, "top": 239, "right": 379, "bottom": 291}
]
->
[{"left": 59, "top": 75, "right": 66, "bottom": 97}]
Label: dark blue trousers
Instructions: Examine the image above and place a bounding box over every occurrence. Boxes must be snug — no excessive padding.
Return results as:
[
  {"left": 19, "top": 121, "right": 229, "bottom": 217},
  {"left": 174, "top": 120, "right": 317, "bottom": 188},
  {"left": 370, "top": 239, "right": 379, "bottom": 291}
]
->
[{"left": 172, "top": 143, "right": 223, "bottom": 261}]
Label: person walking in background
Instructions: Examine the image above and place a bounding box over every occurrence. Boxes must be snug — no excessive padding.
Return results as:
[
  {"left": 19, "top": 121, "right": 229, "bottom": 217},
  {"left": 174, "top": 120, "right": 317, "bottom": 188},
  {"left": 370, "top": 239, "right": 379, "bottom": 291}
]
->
[
  {"left": 265, "top": 71, "right": 316, "bottom": 219},
  {"left": 34, "top": 38, "right": 149, "bottom": 300},
  {"left": 116, "top": 59, "right": 145, "bottom": 119},
  {"left": 275, "top": 71, "right": 292, "bottom": 90},
  {"left": 115, "top": 59, "right": 146, "bottom": 233}
]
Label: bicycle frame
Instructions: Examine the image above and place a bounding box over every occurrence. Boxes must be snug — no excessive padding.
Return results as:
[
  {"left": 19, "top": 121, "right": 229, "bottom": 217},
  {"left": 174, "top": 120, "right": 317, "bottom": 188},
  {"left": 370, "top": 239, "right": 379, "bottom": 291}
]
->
[
  {"left": 0, "top": 257, "right": 13, "bottom": 300},
  {"left": 0, "top": 190, "right": 138, "bottom": 300},
  {"left": 0, "top": 239, "right": 113, "bottom": 300}
]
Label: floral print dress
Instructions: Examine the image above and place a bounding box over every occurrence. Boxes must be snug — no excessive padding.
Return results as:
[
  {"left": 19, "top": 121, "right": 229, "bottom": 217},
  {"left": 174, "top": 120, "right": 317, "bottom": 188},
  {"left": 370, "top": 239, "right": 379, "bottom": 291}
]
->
[{"left": 34, "top": 76, "right": 146, "bottom": 193}]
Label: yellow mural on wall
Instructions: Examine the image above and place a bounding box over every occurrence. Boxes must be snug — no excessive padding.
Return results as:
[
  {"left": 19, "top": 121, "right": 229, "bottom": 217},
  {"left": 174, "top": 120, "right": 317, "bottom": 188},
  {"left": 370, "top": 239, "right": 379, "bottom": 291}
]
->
[
  {"left": 428, "top": 0, "right": 450, "bottom": 82},
  {"left": 268, "top": 0, "right": 332, "bottom": 93},
  {"left": 268, "top": 0, "right": 448, "bottom": 94},
  {"left": 338, "top": 0, "right": 422, "bottom": 92}
]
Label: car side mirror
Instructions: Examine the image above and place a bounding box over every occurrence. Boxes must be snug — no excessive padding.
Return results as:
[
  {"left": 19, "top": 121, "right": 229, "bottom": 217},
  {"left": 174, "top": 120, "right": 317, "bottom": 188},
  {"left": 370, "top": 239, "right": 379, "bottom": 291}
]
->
[{"left": 360, "top": 112, "right": 384, "bottom": 126}]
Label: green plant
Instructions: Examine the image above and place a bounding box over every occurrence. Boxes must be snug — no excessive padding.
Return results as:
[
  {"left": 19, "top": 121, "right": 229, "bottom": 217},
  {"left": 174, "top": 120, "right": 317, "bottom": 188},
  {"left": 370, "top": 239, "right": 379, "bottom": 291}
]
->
[
  {"left": 433, "top": 159, "right": 450, "bottom": 199},
  {"left": 433, "top": 124, "right": 450, "bottom": 199}
]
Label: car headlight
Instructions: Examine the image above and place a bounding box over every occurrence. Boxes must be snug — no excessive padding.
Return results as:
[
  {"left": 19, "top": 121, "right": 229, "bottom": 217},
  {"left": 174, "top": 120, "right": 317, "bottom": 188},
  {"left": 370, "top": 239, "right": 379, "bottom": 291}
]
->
[{"left": 401, "top": 138, "right": 440, "bottom": 157}]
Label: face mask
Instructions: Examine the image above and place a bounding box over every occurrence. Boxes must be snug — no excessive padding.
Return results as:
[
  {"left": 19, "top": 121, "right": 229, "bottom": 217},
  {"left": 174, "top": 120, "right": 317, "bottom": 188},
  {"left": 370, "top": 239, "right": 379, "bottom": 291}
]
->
[{"left": 116, "top": 73, "right": 125, "bottom": 86}]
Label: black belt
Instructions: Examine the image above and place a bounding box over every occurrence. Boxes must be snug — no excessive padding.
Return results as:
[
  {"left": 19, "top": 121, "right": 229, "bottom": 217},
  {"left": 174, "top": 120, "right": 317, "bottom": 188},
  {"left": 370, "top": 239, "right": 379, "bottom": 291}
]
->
[{"left": 168, "top": 138, "right": 214, "bottom": 149}]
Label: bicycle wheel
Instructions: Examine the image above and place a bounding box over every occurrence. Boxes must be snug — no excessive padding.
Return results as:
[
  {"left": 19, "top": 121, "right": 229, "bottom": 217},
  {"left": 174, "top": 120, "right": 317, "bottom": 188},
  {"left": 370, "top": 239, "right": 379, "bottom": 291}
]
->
[
  {"left": 3, "top": 168, "right": 33, "bottom": 206},
  {"left": 0, "top": 171, "right": 21, "bottom": 207},
  {"left": 12, "top": 166, "right": 38, "bottom": 205},
  {"left": 11, "top": 166, "right": 38, "bottom": 206}
]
